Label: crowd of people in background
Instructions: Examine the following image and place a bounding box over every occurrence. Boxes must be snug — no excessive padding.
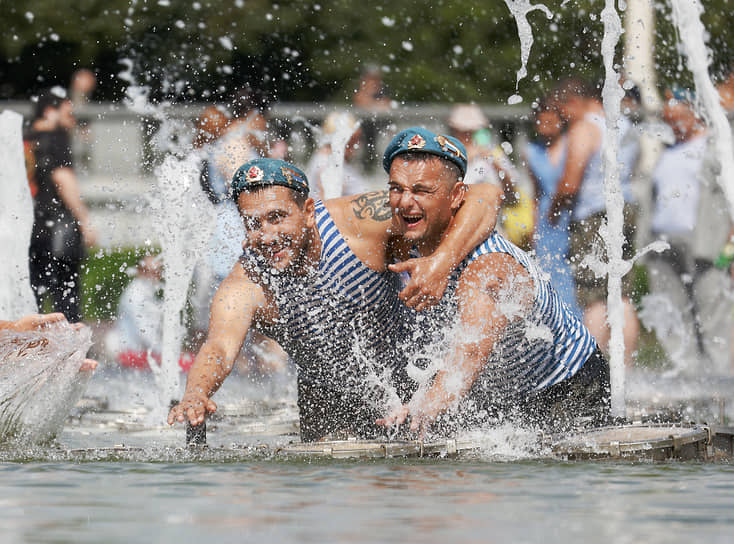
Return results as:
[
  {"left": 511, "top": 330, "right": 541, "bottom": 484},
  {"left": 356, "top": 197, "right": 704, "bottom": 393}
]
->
[{"left": 19, "top": 66, "right": 734, "bottom": 378}]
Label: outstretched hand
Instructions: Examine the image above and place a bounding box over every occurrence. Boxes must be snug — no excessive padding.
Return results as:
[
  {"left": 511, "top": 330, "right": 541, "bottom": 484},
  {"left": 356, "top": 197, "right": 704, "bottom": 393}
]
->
[
  {"left": 6, "top": 313, "right": 67, "bottom": 332},
  {"left": 167, "top": 393, "right": 217, "bottom": 427},
  {"left": 389, "top": 253, "right": 453, "bottom": 311}
]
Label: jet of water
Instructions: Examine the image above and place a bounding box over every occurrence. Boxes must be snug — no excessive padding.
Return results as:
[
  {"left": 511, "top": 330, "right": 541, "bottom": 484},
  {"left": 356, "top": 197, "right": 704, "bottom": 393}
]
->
[
  {"left": 0, "top": 111, "right": 38, "bottom": 320},
  {"left": 599, "top": 0, "right": 627, "bottom": 418},
  {"left": 503, "top": 0, "right": 553, "bottom": 104},
  {"left": 149, "top": 154, "right": 215, "bottom": 415},
  {"left": 669, "top": 0, "right": 734, "bottom": 222}
]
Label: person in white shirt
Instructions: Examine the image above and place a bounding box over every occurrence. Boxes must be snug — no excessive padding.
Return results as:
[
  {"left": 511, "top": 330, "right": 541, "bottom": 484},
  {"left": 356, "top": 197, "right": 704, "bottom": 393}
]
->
[{"left": 643, "top": 88, "right": 733, "bottom": 373}]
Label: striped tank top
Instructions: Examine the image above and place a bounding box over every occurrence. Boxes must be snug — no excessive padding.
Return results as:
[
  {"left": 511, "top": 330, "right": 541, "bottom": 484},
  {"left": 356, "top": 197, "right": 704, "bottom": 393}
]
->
[
  {"left": 406, "top": 231, "right": 597, "bottom": 401},
  {"left": 258, "top": 201, "right": 408, "bottom": 386}
]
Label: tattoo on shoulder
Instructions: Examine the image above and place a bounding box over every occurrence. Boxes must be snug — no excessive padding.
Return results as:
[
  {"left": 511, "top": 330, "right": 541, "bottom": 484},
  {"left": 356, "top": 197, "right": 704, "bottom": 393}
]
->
[{"left": 351, "top": 190, "right": 392, "bottom": 222}]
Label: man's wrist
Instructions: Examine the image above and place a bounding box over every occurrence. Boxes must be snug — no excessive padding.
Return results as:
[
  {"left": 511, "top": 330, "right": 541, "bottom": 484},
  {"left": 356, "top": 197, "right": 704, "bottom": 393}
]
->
[{"left": 432, "top": 246, "right": 459, "bottom": 270}]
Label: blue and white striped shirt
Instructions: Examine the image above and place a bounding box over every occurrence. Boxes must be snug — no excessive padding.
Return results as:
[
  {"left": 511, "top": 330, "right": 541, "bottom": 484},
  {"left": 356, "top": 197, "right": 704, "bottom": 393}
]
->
[
  {"left": 259, "top": 201, "right": 408, "bottom": 386},
  {"left": 405, "top": 231, "right": 597, "bottom": 400}
]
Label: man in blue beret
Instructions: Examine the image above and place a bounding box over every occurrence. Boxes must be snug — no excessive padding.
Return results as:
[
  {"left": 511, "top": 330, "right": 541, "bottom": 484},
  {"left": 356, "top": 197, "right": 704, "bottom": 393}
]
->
[
  {"left": 168, "top": 156, "right": 503, "bottom": 441},
  {"left": 377, "top": 128, "right": 611, "bottom": 435}
]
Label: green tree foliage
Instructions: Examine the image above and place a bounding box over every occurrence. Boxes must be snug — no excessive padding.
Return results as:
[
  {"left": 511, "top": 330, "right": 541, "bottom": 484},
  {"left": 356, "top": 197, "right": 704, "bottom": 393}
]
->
[{"left": 1, "top": 0, "right": 732, "bottom": 103}]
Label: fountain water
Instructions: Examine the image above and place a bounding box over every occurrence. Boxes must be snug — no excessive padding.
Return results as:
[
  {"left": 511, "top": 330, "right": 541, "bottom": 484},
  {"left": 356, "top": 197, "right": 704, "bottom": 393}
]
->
[
  {"left": 0, "top": 323, "right": 93, "bottom": 443},
  {"left": 598, "top": 0, "right": 628, "bottom": 418},
  {"left": 669, "top": 0, "right": 734, "bottom": 220},
  {"left": 148, "top": 154, "right": 215, "bottom": 414},
  {"left": 116, "top": 63, "right": 217, "bottom": 417},
  {"left": 0, "top": 110, "right": 38, "bottom": 320},
  {"left": 319, "top": 111, "right": 361, "bottom": 199},
  {"left": 503, "top": 0, "right": 552, "bottom": 105}
]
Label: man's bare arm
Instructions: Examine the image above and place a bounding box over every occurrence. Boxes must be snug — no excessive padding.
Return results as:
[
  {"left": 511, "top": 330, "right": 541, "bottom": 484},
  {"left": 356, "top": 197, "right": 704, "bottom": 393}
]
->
[
  {"left": 378, "top": 253, "right": 533, "bottom": 431},
  {"left": 390, "top": 183, "right": 503, "bottom": 310},
  {"left": 547, "top": 119, "right": 600, "bottom": 224},
  {"left": 52, "top": 167, "right": 97, "bottom": 246},
  {"left": 168, "top": 263, "right": 267, "bottom": 426}
]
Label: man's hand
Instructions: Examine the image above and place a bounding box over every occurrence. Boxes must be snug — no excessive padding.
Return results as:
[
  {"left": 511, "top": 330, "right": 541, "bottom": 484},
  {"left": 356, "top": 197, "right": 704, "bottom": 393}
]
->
[
  {"left": 4, "top": 312, "right": 67, "bottom": 332},
  {"left": 80, "top": 358, "right": 98, "bottom": 372},
  {"left": 376, "top": 403, "right": 437, "bottom": 438},
  {"left": 167, "top": 392, "right": 218, "bottom": 426},
  {"left": 389, "top": 252, "right": 454, "bottom": 311}
]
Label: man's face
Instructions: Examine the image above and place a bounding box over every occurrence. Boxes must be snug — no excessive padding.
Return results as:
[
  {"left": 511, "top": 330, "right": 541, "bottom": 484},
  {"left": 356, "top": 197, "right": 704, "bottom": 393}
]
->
[
  {"left": 238, "top": 186, "right": 314, "bottom": 272},
  {"left": 535, "top": 109, "right": 563, "bottom": 139},
  {"left": 556, "top": 96, "right": 584, "bottom": 123},
  {"left": 388, "top": 157, "right": 464, "bottom": 250}
]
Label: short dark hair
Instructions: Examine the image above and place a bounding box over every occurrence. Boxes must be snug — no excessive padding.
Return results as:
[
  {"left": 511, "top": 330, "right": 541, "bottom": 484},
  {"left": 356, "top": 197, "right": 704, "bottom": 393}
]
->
[
  {"left": 33, "top": 89, "right": 63, "bottom": 121},
  {"left": 235, "top": 184, "right": 308, "bottom": 208},
  {"left": 390, "top": 151, "right": 463, "bottom": 184}
]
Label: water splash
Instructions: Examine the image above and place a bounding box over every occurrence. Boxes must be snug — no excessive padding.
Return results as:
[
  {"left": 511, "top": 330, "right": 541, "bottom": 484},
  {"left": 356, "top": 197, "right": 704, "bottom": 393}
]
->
[
  {"left": 669, "top": 0, "right": 734, "bottom": 221},
  {"left": 0, "top": 111, "right": 37, "bottom": 320},
  {"left": 503, "top": 0, "right": 553, "bottom": 104},
  {"left": 320, "top": 112, "right": 361, "bottom": 199},
  {"left": 118, "top": 59, "right": 216, "bottom": 416},
  {"left": 599, "top": 0, "right": 627, "bottom": 418},
  {"left": 0, "top": 323, "right": 93, "bottom": 444},
  {"left": 148, "top": 154, "right": 215, "bottom": 415}
]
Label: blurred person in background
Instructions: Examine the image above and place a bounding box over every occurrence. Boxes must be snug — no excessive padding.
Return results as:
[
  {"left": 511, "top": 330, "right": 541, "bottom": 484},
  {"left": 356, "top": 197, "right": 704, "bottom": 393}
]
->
[
  {"left": 446, "top": 103, "right": 533, "bottom": 250},
  {"left": 27, "top": 89, "right": 97, "bottom": 323},
  {"left": 211, "top": 87, "right": 269, "bottom": 185},
  {"left": 353, "top": 65, "right": 392, "bottom": 170},
  {"left": 105, "top": 256, "right": 195, "bottom": 372},
  {"left": 548, "top": 78, "right": 640, "bottom": 367},
  {"left": 305, "top": 111, "right": 370, "bottom": 201},
  {"left": 716, "top": 65, "right": 734, "bottom": 112},
  {"left": 525, "top": 96, "right": 581, "bottom": 316},
  {"left": 642, "top": 88, "right": 734, "bottom": 374},
  {"left": 68, "top": 69, "right": 97, "bottom": 173}
]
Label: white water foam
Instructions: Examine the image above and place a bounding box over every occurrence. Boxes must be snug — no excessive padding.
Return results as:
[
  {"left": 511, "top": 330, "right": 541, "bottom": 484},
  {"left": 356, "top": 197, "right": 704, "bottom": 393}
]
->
[{"left": 320, "top": 112, "right": 360, "bottom": 199}]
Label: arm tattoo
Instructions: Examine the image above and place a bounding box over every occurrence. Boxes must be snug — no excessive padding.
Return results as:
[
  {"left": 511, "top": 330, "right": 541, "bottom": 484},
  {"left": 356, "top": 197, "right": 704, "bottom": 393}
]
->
[{"left": 351, "top": 190, "right": 392, "bottom": 222}]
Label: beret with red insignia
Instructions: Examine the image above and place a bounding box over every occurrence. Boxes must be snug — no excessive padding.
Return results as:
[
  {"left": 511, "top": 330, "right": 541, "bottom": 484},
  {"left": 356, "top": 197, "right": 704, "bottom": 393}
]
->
[
  {"left": 382, "top": 126, "right": 468, "bottom": 178},
  {"left": 232, "top": 158, "right": 310, "bottom": 200}
]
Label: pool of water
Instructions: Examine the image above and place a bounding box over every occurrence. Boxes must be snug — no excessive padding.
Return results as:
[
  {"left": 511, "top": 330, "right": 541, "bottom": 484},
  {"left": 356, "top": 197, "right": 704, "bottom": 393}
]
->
[
  {"left": 1, "top": 456, "right": 732, "bottom": 543},
  {"left": 1, "top": 369, "right": 733, "bottom": 543}
]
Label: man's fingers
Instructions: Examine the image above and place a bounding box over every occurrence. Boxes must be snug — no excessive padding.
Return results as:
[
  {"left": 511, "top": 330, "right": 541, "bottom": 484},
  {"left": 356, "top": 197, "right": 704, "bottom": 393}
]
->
[
  {"left": 388, "top": 261, "right": 411, "bottom": 273},
  {"left": 167, "top": 406, "right": 181, "bottom": 425},
  {"left": 398, "top": 283, "right": 419, "bottom": 303},
  {"left": 80, "top": 358, "right": 98, "bottom": 372},
  {"left": 185, "top": 405, "right": 201, "bottom": 425}
]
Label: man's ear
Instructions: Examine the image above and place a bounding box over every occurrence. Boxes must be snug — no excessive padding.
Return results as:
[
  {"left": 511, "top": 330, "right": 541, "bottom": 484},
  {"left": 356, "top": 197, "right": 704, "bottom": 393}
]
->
[
  {"left": 449, "top": 182, "right": 467, "bottom": 212},
  {"left": 303, "top": 197, "right": 316, "bottom": 228}
]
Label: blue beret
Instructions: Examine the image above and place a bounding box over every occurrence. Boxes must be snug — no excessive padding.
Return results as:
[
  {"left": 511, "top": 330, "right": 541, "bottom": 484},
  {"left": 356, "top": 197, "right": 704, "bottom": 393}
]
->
[
  {"left": 232, "top": 158, "right": 309, "bottom": 201},
  {"left": 382, "top": 127, "right": 468, "bottom": 178}
]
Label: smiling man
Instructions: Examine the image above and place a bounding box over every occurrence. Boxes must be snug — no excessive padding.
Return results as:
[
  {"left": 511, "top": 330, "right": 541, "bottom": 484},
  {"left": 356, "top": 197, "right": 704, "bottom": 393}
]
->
[
  {"left": 168, "top": 157, "right": 502, "bottom": 441},
  {"left": 377, "top": 128, "right": 610, "bottom": 435}
]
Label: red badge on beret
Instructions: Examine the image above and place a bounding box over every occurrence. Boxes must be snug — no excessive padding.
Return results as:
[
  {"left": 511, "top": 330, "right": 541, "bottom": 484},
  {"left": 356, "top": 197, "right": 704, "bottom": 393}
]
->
[
  {"left": 246, "top": 165, "right": 264, "bottom": 183},
  {"left": 407, "top": 134, "right": 426, "bottom": 149}
]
